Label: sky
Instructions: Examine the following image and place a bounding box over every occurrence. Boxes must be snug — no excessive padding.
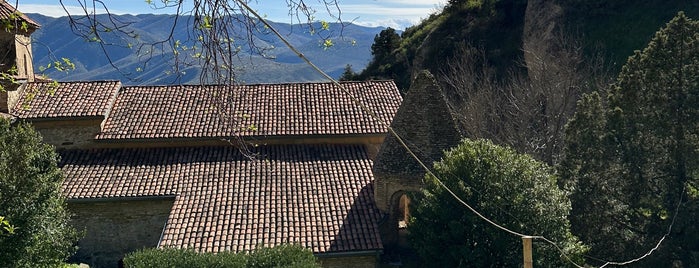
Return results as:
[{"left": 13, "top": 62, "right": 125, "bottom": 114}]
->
[{"left": 15, "top": 0, "right": 446, "bottom": 29}]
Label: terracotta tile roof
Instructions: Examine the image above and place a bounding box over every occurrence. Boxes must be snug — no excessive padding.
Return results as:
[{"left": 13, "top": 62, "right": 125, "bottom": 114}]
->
[
  {"left": 60, "top": 144, "right": 384, "bottom": 253},
  {"left": 97, "top": 81, "right": 401, "bottom": 139},
  {"left": 12, "top": 81, "right": 121, "bottom": 119},
  {"left": 0, "top": 1, "right": 40, "bottom": 30}
]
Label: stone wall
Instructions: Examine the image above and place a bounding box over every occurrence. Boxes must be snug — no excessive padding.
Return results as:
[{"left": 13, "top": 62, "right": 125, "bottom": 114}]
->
[
  {"left": 0, "top": 31, "right": 16, "bottom": 75},
  {"left": 32, "top": 119, "right": 102, "bottom": 149},
  {"left": 0, "top": 31, "right": 20, "bottom": 113},
  {"left": 68, "top": 198, "right": 175, "bottom": 268},
  {"left": 317, "top": 253, "right": 379, "bottom": 268}
]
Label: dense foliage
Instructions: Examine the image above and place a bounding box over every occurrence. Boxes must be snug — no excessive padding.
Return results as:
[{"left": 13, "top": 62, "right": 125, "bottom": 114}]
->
[
  {"left": 359, "top": 0, "right": 699, "bottom": 94},
  {"left": 559, "top": 0, "right": 699, "bottom": 68},
  {"left": 560, "top": 12, "right": 699, "bottom": 266},
  {"left": 409, "top": 139, "right": 586, "bottom": 267},
  {"left": 359, "top": 0, "right": 527, "bottom": 92},
  {"left": 123, "top": 244, "right": 319, "bottom": 268},
  {"left": 0, "top": 118, "right": 78, "bottom": 267}
]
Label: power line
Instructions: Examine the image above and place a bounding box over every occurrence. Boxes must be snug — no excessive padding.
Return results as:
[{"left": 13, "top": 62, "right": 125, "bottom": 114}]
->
[{"left": 234, "top": 2, "right": 682, "bottom": 266}]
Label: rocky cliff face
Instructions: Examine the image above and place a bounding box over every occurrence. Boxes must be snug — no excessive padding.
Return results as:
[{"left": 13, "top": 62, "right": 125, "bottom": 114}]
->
[{"left": 401, "top": 0, "right": 699, "bottom": 90}]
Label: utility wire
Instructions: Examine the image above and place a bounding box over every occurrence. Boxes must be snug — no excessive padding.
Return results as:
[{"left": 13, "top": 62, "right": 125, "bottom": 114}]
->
[
  {"left": 233, "top": 1, "right": 682, "bottom": 267},
  {"left": 596, "top": 186, "right": 685, "bottom": 267}
]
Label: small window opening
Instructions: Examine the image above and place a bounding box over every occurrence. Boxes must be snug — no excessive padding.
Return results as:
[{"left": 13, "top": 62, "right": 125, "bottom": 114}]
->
[
  {"left": 23, "top": 54, "right": 27, "bottom": 77},
  {"left": 397, "top": 194, "right": 410, "bottom": 229}
]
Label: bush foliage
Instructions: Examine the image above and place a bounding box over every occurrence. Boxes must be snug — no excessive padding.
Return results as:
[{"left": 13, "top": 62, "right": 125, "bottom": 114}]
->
[
  {"left": 0, "top": 118, "right": 78, "bottom": 267},
  {"left": 123, "top": 244, "right": 319, "bottom": 268},
  {"left": 409, "top": 139, "right": 586, "bottom": 267}
]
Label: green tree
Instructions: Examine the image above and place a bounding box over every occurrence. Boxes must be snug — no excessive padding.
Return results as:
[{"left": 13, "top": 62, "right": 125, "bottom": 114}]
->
[
  {"left": 0, "top": 118, "right": 78, "bottom": 267},
  {"left": 409, "top": 139, "right": 586, "bottom": 267},
  {"left": 360, "top": 27, "right": 404, "bottom": 84},
  {"left": 370, "top": 27, "right": 402, "bottom": 63},
  {"left": 338, "top": 64, "right": 359, "bottom": 81},
  {"left": 560, "top": 12, "right": 699, "bottom": 266}
]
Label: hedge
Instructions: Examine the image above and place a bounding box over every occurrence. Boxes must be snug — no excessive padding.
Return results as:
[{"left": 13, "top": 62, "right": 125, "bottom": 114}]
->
[{"left": 123, "top": 244, "right": 319, "bottom": 268}]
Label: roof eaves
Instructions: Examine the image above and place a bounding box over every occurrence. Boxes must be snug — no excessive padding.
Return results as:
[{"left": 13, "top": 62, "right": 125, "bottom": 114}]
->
[
  {"left": 21, "top": 115, "right": 105, "bottom": 122},
  {"left": 0, "top": 1, "right": 40, "bottom": 31},
  {"left": 66, "top": 195, "right": 177, "bottom": 203}
]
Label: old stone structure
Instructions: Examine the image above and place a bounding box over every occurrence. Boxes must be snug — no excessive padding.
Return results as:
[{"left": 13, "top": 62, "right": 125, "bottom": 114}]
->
[
  {"left": 12, "top": 80, "right": 400, "bottom": 268},
  {"left": 68, "top": 198, "right": 175, "bottom": 266},
  {"left": 0, "top": 0, "right": 37, "bottom": 114},
  {"left": 0, "top": 2, "right": 464, "bottom": 267},
  {"left": 372, "top": 70, "right": 462, "bottom": 247}
]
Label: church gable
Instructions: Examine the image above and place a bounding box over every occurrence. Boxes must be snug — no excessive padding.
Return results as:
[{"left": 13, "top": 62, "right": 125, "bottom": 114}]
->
[{"left": 371, "top": 71, "right": 462, "bottom": 248}]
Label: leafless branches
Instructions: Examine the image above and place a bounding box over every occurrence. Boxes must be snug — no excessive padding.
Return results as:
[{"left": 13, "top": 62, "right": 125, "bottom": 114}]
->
[
  {"left": 441, "top": 33, "right": 610, "bottom": 165},
  {"left": 50, "top": 0, "right": 345, "bottom": 156}
]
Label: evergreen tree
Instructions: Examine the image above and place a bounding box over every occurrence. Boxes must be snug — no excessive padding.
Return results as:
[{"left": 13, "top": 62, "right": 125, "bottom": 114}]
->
[
  {"left": 359, "top": 27, "right": 404, "bottom": 86},
  {"left": 560, "top": 12, "right": 699, "bottom": 266},
  {"left": 0, "top": 118, "right": 78, "bottom": 267},
  {"left": 338, "top": 64, "right": 358, "bottom": 81},
  {"left": 370, "top": 27, "right": 401, "bottom": 63}
]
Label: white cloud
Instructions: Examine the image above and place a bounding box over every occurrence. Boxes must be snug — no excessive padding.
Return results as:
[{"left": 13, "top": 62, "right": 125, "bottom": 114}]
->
[
  {"left": 18, "top": 2, "right": 437, "bottom": 28},
  {"left": 338, "top": 3, "right": 440, "bottom": 27},
  {"left": 341, "top": 4, "right": 437, "bottom": 17},
  {"left": 17, "top": 4, "right": 133, "bottom": 17},
  {"left": 18, "top": 4, "right": 77, "bottom": 17},
  {"left": 352, "top": 18, "right": 416, "bottom": 29}
]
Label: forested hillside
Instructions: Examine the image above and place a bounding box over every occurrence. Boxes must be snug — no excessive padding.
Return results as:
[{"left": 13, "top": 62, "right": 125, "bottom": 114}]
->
[
  {"left": 353, "top": 0, "right": 699, "bottom": 165},
  {"left": 359, "top": 0, "right": 699, "bottom": 91},
  {"left": 29, "top": 13, "right": 384, "bottom": 85}
]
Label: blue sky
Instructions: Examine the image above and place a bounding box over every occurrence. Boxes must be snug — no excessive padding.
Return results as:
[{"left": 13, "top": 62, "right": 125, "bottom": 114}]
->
[{"left": 16, "top": 0, "right": 446, "bottom": 29}]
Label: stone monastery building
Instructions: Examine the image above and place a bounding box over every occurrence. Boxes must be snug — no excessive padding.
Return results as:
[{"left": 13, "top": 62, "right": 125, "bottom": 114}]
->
[{"left": 0, "top": 2, "right": 461, "bottom": 267}]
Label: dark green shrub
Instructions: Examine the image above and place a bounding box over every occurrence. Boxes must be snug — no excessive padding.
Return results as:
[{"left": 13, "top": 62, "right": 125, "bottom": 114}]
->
[
  {"left": 409, "top": 139, "right": 586, "bottom": 267},
  {"left": 123, "top": 244, "right": 318, "bottom": 268},
  {"left": 246, "top": 244, "right": 319, "bottom": 268},
  {"left": 123, "top": 248, "right": 246, "bottom": 268}
]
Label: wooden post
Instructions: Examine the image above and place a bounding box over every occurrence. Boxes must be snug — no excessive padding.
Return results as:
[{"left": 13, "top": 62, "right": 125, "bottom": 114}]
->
[{"left": 522, "top": 236, "right": 533, "bottom": 268}]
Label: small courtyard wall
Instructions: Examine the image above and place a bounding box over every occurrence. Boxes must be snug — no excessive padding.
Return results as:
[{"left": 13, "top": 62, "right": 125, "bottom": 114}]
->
[{"left": 317, "top": 252, "right": 379, "bottom": 268}]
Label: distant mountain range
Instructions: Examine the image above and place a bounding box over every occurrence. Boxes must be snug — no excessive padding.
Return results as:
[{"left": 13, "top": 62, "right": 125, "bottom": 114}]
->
[{"left": 28, "top": 13, "right": 385, "bottom": 85}]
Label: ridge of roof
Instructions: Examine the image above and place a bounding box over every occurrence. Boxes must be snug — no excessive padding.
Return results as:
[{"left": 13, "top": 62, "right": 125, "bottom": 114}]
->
[{"left": 121, "top": 79, "right": 397, "bottom": 88}]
